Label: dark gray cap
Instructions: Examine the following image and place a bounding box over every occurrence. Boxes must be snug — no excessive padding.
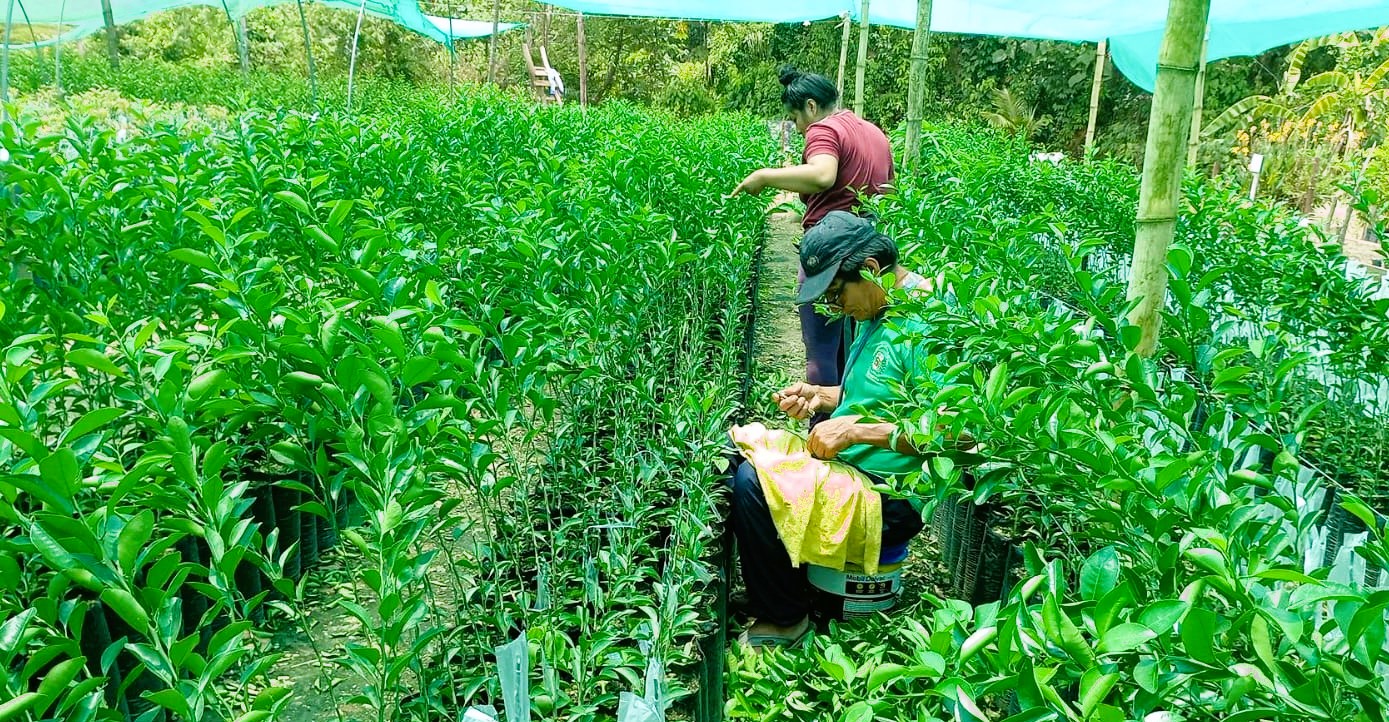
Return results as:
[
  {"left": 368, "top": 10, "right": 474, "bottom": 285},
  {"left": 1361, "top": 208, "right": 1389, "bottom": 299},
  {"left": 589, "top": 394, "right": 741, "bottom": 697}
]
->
[{"left": 796, "top": 210, "right": 885, "bottom": 305}]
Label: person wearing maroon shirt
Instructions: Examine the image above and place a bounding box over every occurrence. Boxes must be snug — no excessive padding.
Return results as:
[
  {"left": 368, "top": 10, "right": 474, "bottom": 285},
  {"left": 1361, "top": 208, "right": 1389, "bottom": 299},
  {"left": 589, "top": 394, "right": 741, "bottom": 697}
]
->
[{"left": 730, "top": 67, "right": 894, "bottom": 424}]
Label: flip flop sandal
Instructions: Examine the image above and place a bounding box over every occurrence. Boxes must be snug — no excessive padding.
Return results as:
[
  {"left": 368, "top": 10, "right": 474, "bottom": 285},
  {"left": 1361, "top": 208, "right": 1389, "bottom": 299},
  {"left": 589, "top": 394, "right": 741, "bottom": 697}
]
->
[{"left": 737, "top": 624, "right": 811, "bottom": 651}]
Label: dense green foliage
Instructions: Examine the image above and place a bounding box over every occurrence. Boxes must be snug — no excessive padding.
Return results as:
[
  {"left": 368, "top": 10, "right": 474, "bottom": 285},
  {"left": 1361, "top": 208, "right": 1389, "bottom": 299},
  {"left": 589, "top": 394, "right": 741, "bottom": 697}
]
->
[{"left": 0, "top": 83, "right": 770, "bottom": 720}]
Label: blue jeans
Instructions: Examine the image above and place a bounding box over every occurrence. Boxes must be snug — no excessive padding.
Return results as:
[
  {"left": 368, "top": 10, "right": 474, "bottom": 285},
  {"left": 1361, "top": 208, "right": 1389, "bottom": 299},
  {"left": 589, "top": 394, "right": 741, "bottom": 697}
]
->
[{"left": 797, "top": 269, "right": 851, "bottom": 427}]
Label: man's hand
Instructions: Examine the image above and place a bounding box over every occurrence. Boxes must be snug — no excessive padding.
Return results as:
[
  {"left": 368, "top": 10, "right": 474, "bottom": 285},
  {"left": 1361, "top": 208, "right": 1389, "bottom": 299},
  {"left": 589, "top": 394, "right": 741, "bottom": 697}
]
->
[
  {"left": 807, "top": 415, "right": 862, "bottom": 460},
  {"left": 773, "top": 382, "right": 823, "bottom": 420},
  {"left": 729, "top": 170, "right": 768, "bottom": 197}
]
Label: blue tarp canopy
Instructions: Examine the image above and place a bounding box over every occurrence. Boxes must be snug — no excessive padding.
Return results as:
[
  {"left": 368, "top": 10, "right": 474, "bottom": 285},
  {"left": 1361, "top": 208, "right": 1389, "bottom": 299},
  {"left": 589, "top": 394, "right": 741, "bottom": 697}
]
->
[
  {"left": 533, "top": 0, "right": 1389, "bottom": 92},
  {"left": 6, "top": 1, "right": 519, "bottom": 48}
]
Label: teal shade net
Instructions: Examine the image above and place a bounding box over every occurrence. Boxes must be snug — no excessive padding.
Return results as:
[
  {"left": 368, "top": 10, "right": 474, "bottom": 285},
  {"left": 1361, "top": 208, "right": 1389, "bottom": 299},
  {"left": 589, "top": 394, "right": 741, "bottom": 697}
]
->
[
  {"left": 6, "top": 0, "right": 518, "bottom": 47},
  {"left": 534, "top": 0, "right": 1389, "bottom": 91}
]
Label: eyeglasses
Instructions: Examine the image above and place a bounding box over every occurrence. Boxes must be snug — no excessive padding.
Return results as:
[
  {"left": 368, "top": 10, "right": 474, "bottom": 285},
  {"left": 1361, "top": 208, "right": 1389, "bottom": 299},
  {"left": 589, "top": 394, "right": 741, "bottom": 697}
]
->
[{"left": 821, "top": 279, "right": 846, "bottom": 307}]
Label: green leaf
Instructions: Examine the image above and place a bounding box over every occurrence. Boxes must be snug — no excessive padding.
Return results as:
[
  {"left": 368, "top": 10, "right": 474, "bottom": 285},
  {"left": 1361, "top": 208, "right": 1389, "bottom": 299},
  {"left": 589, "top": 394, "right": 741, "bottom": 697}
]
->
[
  {"left": 959, "top": 626, "right": 997, "bottom": 664},
  {"left": 1138, "top": 600, "right": 1189, "bottom": 634},
  {"left": 3, "top": 473, "right": 75, "bottom": 513},
  {"left": 841, "top": 701, "right": 874, "bottom": 722},
  {"left": 34, "top": 656, "right": 86, "bottom": 715},
  {"left": 985, "top": 362, "right": 1008, "bottom": 405},
  {"left": 0, "top": 692, "right": 41, "bottom": 722},
  {"left": 1134, "top": 658, "right": 1159, "bottom": 693},
  {"left": 67, "top": 348, "right": 128, "bottom": 378},
  {"left": 867, "top": 662, "right": 907, "bottom": 692},
  {"left": 1097, "top": 623, "right": 1155, "bottom": 655},
  {"left": 1185, "top": 548, "right": 1226, "bottom": 577},
  {"left": 273, "top": 190, "right": 313, "bottom": 217},
  {"left": 1080, "top": 546, "right": 1120, "bottom": 601},
  {"left": 1251, "top": 568, "right": 1320, "bottom": 585},
  {"left": 401, "top": 356, "right": 440, "bottom": 387},
  {"left": 168, "top": 248, "right": 221, "bottom": 274},
  {"left": 100, "top": 588, "right": 150, "bottom": 633},
  {"left": 117, "top": 510, "right": 155, "bottom": 574},
  {"left": 1180, "top": 607, "right": 1220, "bottom": 664},
  {"left": 0, "top": 609, "right": 36, "bottom": 659},
  {"left": 1079, "top": 669, "right": 1119, "bottom": 719},
  {"left": 1043, "top": 596, "right": 1095, "bottom": 667},
  {"left": 63, "top": 407, "right": 129, "bottom": 443},
  {"left": 188, "top": 369, "right": 229, "bottom": 400},
  {"left": 1093, "top": 584, "right": 1134, "bottom": 637},
  {"left": 145, "top": 689, "right": 194, "bottom": 718},
  {"left": 38, "top": 450, "right": 80, "bottom": 497}
]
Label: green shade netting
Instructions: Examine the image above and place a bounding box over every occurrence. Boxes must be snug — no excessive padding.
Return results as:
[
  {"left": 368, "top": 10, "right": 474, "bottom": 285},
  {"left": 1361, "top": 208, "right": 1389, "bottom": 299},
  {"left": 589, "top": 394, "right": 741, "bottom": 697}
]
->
[
  {"left": 5, "top": 0, "right": 518, "bottom": 47},
  {"left": 531, "top": 0, "right": 1389, "bottom": 92}
]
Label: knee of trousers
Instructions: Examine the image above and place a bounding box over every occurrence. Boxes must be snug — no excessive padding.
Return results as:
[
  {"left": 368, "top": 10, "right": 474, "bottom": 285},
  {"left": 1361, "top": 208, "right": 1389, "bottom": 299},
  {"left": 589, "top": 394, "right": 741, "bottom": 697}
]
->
[{"left": 731, "top": 461, "right": 764, "bottom": 506}]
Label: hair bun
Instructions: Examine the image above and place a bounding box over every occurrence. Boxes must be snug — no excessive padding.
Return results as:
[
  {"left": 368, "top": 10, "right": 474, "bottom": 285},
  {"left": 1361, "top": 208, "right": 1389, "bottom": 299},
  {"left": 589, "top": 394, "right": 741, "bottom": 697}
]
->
[{"left": 778, "top": 65, "right": 803, "bottom": 87}]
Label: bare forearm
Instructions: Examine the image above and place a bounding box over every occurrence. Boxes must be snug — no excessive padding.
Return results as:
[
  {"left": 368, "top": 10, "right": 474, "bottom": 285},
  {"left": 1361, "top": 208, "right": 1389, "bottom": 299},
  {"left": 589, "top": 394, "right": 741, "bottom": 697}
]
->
[
  {"left": 755, "top": 164, "right": 834, "bottom": 194},
  {"left": 853, "top": 422, "right": 920, "bottom": 455}
]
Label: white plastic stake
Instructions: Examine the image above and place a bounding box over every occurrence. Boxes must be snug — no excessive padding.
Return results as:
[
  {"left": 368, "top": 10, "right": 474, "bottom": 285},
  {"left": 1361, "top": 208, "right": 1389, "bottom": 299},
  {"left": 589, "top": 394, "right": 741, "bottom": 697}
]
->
[
  {"left": 1248, "top": 153, "right": 1264, "bottom": 200},
  {"left": 463, "top": 706, "right": 501, "bottom": 722},
  {"left": 616, "top": 692, "right": 663, "bottom": 722},
  {"left": 494, "top": 634, "right": 531, "bottom": 722}
]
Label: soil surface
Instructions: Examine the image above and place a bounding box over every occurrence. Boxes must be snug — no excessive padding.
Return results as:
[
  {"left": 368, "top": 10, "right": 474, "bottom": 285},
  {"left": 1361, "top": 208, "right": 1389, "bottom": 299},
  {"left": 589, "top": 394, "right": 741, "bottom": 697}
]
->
[{"left": 747, "top": 207, "right": 808, "bottom": 423}]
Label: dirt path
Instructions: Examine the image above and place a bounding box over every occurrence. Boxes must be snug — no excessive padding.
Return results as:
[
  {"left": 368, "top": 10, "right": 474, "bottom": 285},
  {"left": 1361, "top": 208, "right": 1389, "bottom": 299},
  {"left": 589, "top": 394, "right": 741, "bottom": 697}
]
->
[{"left": 747, "top": 208, "right": 807, "bottom": 422}]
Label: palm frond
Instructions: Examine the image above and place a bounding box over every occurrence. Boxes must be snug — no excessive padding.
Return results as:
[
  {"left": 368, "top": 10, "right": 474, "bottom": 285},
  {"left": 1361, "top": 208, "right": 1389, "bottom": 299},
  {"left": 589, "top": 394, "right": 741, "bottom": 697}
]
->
[
  {"left": 1299, "top": 71, "right": 1351, "bottom": 92},
  {"left": 1366, "top": 55, "right": 1389, "bottom": 90},
  {"left": 1301, "top": 92, "right": 1342, "bottom": 124},
  {"left": 1203, "top": 95, "right": 1276, "bottom": 136},
  {"left": 1283, "top": 33, "right": 1357, "bottom": 93}
]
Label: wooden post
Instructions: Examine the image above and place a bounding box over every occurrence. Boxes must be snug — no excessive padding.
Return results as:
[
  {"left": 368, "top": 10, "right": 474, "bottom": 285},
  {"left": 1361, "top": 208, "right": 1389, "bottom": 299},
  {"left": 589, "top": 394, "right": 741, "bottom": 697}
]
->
[
  {"left": 346, "top": 0, "right": 367, "bottom": 114},
  {"left": 836, "top": 12, "right": 850, "bottom": 95},
  {"left": 1125, "top": 0, "right": 1211, "bottom": 357},
  {"left": 296, "top": 0, "right": 318, "bottom": 109},
  {"left": 1187, "top": 31, "right": 1210, "bottom": 167},
  {"left": 100, "top": 0, "right": 118, "bottom": 69},
  {"left": 903, "top": 0, "right": 933, "bottom": 169},
  {"left": 853, "top": 0, "right": 870, "bottom": 116},
  {"left": 576, "top": 12, "right": 589, "bottom": 105},
  {"left": 487, "top": 0, "right": 502, "bottom": 84},
  {"left": 1084, "top": 39, "right": 1107, "bottom": 158}
]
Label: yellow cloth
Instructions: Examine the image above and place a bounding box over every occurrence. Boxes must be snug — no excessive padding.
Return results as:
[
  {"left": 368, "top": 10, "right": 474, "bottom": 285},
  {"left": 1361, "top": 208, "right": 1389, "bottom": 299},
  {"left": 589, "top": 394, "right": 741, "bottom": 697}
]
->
[{"left": 730, "top": 422, "right": 883, "bottom": 575}]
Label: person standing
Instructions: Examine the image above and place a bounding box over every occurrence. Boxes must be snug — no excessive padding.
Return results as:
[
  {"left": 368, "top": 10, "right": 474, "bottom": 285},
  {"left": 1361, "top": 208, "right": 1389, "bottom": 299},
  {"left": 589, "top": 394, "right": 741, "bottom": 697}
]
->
[{"left": 730, "top": 67, "right": 894, "bottom": 424}]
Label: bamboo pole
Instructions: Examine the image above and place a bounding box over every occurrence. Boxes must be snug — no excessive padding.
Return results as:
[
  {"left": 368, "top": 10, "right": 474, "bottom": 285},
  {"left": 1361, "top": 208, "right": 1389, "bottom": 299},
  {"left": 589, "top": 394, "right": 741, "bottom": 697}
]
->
[
  {"left": 296, "top": 0, "right": 317, "bottom": 109},
  {"left": 836, "top": 12, "right": 850, "bottom": 95},
  {"left": 447, "top": 12, "right": 456, "bottom": 92},
  {"left": 1126, "top": 0, "right": 1210, "bottom": 357},
  {"left": 903, "top": 0, "right": 933, "bottom": 169},
  {"left": 100, "top": 0, "right": 118, "bottom": 69},
  {"left": 346, "top": 0, "right": 368, "bottom": 115},
  {"left": 1186, "top": 31, "right": 1210, "bottom": 167},
  {"left": 235, "top": 15, "right": 250, "bottom": 77},
  {"left": 853, "top": 0, "right": 870, "bottom": 116},
  {"left": 1, "top": 0, "right": 13, "bottom": 123},
  {"left": 487, "top": 0, "right": 502, "bottom": 84},
  {"left": 576, "top": 12, "right": 588, "bottom": 105},
  {"left": 56, "top": 0, "right": 67, "bottom": 95},
  {"left": 1084, "top": 39, "right": 1107, "bottom": 158}
]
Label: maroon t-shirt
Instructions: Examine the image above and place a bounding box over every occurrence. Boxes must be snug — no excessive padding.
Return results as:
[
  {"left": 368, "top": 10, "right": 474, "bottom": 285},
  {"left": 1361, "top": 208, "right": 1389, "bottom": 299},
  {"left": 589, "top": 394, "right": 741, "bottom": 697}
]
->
[{"left": 800, "top": 110, "right": 894, "bottom": 230}]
